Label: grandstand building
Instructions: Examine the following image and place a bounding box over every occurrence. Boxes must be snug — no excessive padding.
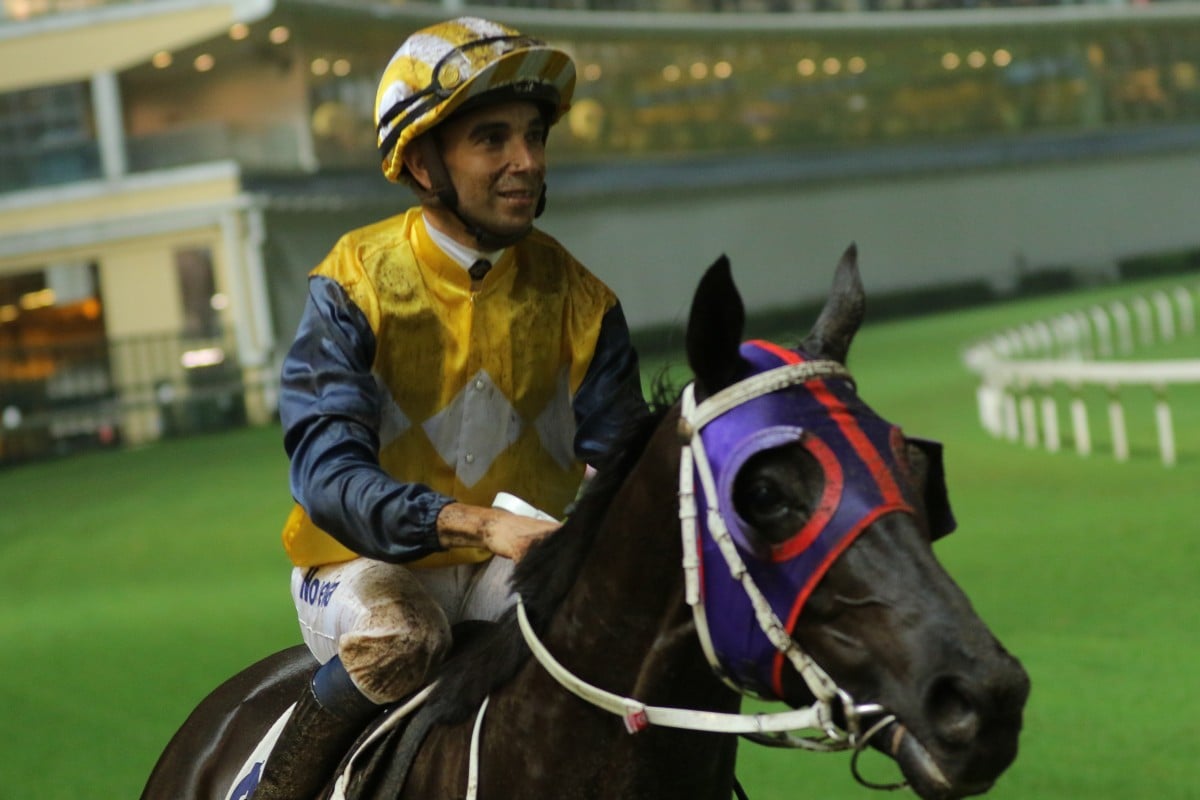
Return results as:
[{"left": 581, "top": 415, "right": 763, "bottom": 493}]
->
[{"left": 2, "top": 0, "right": 1199, "bottom": 462}]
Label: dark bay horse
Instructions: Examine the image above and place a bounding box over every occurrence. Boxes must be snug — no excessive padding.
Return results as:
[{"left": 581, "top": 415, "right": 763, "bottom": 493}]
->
[{"left": 143, "top": 249, "right": 1029, "bottom": 800}]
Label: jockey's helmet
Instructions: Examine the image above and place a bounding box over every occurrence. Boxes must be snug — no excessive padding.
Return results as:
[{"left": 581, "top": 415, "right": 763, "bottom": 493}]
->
[{"left": 374, "top": 17, "right": 576, "bottom": 184}]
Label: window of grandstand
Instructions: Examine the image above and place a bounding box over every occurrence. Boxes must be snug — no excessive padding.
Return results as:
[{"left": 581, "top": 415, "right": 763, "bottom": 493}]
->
[
  {"left": 284, "top": 19, "right": 1200, "bottom": 169},
  {"left": 0, "top": 262, "right": 118, "bottom": 464},
  {"left": 0, "top": 82, "right": 100, "bottom": 192}
]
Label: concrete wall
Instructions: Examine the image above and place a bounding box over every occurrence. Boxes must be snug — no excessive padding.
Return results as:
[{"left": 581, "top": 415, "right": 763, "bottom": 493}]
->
[{"left": 538, "top": 147, "right": 1200, "bottom": 333}]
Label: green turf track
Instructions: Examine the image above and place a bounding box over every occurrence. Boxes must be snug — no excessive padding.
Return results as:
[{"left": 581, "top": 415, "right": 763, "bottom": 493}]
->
[{"left": 2, "top": 273, "right": 1197, "bottom": 799}]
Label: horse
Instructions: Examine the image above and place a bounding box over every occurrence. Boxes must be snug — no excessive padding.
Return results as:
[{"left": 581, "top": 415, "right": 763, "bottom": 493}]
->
[{"left": 143, "top": 248, "right": 1029, "bottom": 800}]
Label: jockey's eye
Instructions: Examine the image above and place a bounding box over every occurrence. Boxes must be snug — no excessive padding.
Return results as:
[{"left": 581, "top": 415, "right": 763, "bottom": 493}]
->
[{"left": 733, "top": 444, "right": 823, "bottom": 547}]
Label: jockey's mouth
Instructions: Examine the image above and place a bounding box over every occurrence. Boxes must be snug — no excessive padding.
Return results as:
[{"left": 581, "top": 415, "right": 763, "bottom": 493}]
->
[{"left": 496, "top": 186, "right": 539, "bottom": 205}]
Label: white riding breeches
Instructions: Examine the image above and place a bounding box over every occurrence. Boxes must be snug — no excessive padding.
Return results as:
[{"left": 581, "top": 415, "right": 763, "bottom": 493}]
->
[{"left": 290, "top": 555, "right": 517, "bottom": 704}]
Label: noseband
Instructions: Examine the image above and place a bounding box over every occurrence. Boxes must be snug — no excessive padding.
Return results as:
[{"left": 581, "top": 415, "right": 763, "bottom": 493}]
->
[{"left": 516, "top": 343, "right": 917, "bottom": 788}]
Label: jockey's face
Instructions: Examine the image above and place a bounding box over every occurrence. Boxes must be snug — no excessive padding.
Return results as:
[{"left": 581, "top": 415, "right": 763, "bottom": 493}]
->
[{"left": 416, "top": 100, "right": 548, "bottom": 249}]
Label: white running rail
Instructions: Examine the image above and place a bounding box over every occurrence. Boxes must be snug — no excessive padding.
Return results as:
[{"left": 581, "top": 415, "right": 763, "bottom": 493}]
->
[{"left": 963, "top": 281, "right": 1200, "bottom": 467}]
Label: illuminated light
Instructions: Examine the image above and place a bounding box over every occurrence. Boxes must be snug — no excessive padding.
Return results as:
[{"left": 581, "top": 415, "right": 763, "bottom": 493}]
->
[
  {"left": 967, "top": 50, "right": 987, "bottom": 69},
  {"left": 18, "top": 288, "right": 55, "bottom": 310},
  {"left": 797, "top": 58, "right": 816, "bottom": 77},
  {"left": 942, "top": 52, "right": 961, "bottom": 71},
  {"left": 332, "top": 59, "right": 351, "bottom": 77},
  {"left": 210, "top": 293, "right": 230, "bottom": 311},
  {"left": 822, "top": 57, "right": 841, "bottom": 76},
  {"left": 689, "top": 61, "right": 708, "bottom": 80},
  {"left": 181, "top": 347, "right": 226, "bottom": 369},
  {"left": 0, "top": 305, "right": 17, "bottom": 323},
  {"left": 194, "top": 54, "right": 215, "bottom": 72},
  {"left": 229, "top": 22, "right": 249, "bottom": 40},
  {"left": 7, "top": 0, "right": 32, "bottom": 21},
  {"left": 1087, "top": 43, "right": 1105, "bottom": 69},
  {"left": 567, "top": 98, "right": 605, "bottom": 142},
  {"left": 848, "top": 56, "right": 866, "bottom": 74},
  {"left": 993, "top": 49, "right": 1012, "bottom": 68},
  {"left": 268, "top": 25, "right": 290, "bottom": 44},
  {"left": 81, "top": 297, "right": 102, "bottom": 319},
  {"left": 152, "top": 51, "right": 173, "bottom": 69},
  {"left": 311, "top": 58, "right": 329, "bottom": 76},
  {"left": 662, "top": 64, "right": 681, "bottom": 82},
  {"left": 1173, "top": 61, "right": 1197, "bottom": 90},
  {"left": 312, "top": 101, "right": 353, "bottom": 137},
  {"left": 713, "top": 60, "right": 733, "bottom": 79},
  {"left": 847, "top": 93, "right": 867, "bottom": 113},
  {"left": 2, "top": 406, "right": 21, "bottom": 431},
  {"left": 583, "top": 63, "right": 602, "bottom": 82}
]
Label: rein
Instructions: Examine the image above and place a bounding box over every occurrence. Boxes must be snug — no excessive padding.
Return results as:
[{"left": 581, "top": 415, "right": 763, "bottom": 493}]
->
[{"left": 514, "top": 357, "right": 908, "bottom": 791}]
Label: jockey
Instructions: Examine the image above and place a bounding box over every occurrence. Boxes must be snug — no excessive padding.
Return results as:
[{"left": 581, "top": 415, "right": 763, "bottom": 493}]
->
[{"left": 251, "top": 17, "right": 646, "bottom": 799}]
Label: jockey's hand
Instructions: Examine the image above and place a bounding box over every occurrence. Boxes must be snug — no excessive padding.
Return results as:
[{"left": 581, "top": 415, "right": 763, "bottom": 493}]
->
[{"left": 435, "top": 503, "right": 559, "bottom": 562}]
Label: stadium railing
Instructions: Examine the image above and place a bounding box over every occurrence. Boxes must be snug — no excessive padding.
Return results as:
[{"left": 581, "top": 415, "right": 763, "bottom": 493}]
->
[{"left": 963, "top": 281, "right": 1200, "bottom": 466}]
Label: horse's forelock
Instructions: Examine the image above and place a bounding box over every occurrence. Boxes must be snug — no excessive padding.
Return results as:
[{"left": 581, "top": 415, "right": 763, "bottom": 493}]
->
[{"left": 421, "top": 391, "right": 676, "bottom": 724}]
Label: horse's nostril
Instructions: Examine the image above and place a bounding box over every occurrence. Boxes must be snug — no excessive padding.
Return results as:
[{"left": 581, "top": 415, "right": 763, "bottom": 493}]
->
[{"left": 927, "top": 676, "right": 981, "bottom": 746}]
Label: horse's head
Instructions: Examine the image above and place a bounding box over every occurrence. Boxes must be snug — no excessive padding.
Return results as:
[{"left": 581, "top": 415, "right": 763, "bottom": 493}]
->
[{"left": 682, "top": 248, "right": 1029, "bottom": 799}]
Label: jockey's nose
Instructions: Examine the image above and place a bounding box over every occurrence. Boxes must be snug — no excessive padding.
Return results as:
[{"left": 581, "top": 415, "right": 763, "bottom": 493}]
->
[{"left": 508, "top": 138, "right": 543, "bottom": 174}]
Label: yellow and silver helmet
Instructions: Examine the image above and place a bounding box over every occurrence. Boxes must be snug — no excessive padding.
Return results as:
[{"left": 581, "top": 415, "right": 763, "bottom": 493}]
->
[{"left": 375, "top": 17, "right": 576, "bottom": 183}]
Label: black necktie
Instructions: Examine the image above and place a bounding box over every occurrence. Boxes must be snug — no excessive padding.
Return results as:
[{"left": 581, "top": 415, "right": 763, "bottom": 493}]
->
[{"left": 469, "top": 259, "right": 491, "bottom": 281}]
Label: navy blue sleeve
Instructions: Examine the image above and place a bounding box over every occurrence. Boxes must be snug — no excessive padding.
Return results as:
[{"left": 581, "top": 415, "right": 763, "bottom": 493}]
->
[
  {"left": 573, "top": 302, "right": 648, "bottom": 462},
  {"left": 279, "top": 275, "right": 453, "bottom": 563}
]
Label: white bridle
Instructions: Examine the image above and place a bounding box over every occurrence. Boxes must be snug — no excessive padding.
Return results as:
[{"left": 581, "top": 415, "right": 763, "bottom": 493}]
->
[{"left": 515, "top": 358, "right": 899, "bottom": 756}]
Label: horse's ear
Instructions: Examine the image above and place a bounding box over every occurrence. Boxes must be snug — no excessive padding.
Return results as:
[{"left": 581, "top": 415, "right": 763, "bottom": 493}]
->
[
  {"left": 801, "top": 243, "right": 865, "bottom": 365},
  {"left": 687, "top": 254, "right": 747, "bottom": 396}
]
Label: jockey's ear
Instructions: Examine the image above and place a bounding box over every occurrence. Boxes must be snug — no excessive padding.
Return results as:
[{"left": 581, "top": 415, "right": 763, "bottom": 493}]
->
[{"left": 687, "top": 255, "right": 748, "bottom": 399}]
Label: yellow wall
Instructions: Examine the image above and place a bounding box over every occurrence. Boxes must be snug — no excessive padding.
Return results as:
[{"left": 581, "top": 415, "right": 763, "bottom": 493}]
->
[
  {"left": 0, "top": 171, "right": 241, "bottom": 343},
  {"left": 99, "top": 235, "right": 209, "bottom": 336},
  {"left": 0, "top": 172, "right": 242, "bottom": 247},
  {"left": 0, "top": 170, "right": 249, "bottom": 443},
  {"left": 0, "top": 2, "right": 273, "bottom": 94}
]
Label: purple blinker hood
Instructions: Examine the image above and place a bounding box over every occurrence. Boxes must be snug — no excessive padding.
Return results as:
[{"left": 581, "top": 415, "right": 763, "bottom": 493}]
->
[{"left": 689, "top": 340, "right": 956, "bottom": 700}]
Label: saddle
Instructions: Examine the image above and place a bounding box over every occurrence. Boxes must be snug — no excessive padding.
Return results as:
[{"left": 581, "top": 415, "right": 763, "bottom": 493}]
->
[
  {"left": 338, "top": 619, "right": 499, "bottom": 798},
  {"left": 227, "top": 621, "right": 497, "bottom": 800}
]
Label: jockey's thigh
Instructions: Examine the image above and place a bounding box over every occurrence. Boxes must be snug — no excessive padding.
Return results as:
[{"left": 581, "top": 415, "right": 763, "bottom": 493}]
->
[
  {"left": 406, "top": 555, "right": 516, "bottom": 625},
  {"left": 460, "top": 555, "right": 517, "bottom": 622},
  {"left": 291, "top": 559, "right": 451, "bottom": 704}
]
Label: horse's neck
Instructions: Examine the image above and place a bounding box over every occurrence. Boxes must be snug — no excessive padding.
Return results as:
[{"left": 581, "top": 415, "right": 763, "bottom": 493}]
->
[{"left": 546, "top": 411, "right": 736, "bottom": 713}]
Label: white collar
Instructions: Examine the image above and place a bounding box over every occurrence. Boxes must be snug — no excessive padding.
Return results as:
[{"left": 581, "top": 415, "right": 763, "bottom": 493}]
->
[{"left": 423, "top": 213, "right": 505, "bottom": 271}]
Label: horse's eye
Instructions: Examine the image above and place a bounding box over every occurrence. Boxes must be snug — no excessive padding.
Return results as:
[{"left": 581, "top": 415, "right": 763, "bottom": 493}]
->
[
  {"left": 744, "top": 479, "right": 792, "bottom": 522},
  {"left": 733, "top": 444, "right": 821, "bottom": 546}
]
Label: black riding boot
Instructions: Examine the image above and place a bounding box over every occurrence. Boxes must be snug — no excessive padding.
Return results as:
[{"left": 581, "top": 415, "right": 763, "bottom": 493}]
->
[{"left": 251, "top": 666, "right": 378, "bottom": 800}]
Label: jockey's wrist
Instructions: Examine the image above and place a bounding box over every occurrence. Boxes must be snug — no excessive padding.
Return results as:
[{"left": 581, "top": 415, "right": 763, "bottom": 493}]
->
[{"left": 434, "top": 502, "right": 498, "bottom": 550}]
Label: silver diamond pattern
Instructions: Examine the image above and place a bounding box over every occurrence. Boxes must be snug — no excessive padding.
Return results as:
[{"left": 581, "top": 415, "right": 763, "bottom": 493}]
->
[
  {"left": 533, "top": 366, "right": 577, "bottom": 470},
  {"left": 422, "top": 369, "right": 522, "bottom": 487},
  {"left": 375, "top": 373, "right": 412, "bottom": 448}
]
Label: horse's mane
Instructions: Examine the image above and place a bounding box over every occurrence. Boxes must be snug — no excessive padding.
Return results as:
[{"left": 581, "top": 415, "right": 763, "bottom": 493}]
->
[{"left": 421, "top": 379, "right": 679, "bottom": 724}]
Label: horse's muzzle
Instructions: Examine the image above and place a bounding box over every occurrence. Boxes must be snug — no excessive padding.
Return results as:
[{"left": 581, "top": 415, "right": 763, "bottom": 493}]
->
[{"left": 878, "top": 655, "right": 1031, "bottom": 800}]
